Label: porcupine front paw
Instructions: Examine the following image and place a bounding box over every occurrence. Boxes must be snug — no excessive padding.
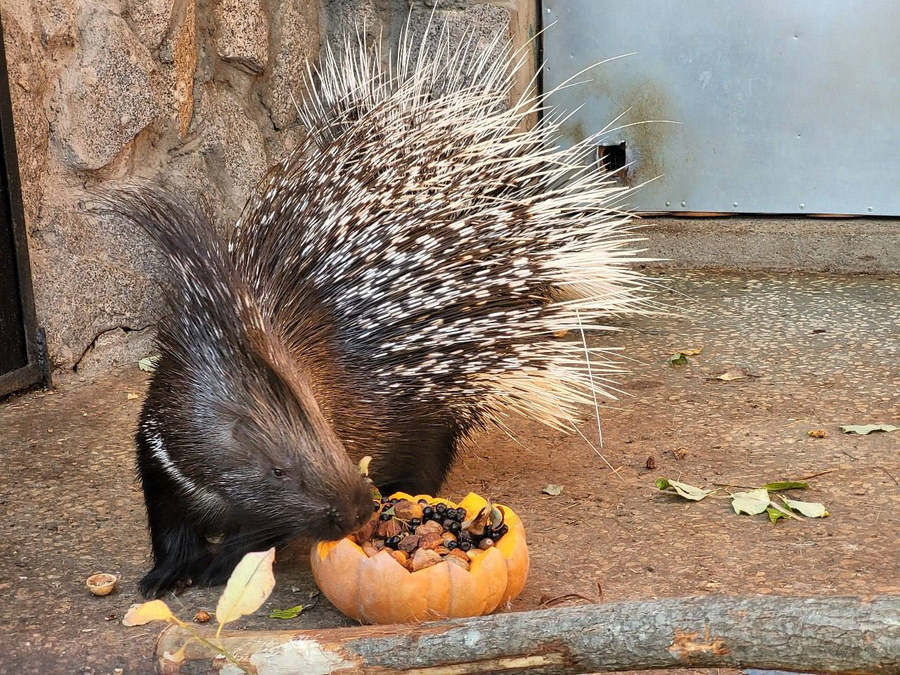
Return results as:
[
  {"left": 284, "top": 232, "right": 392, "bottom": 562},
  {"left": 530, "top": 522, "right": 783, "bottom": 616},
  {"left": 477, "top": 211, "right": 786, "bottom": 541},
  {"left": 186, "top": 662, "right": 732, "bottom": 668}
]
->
[{"left": 139, "top": 564, "right": 195, "bottom": 598}]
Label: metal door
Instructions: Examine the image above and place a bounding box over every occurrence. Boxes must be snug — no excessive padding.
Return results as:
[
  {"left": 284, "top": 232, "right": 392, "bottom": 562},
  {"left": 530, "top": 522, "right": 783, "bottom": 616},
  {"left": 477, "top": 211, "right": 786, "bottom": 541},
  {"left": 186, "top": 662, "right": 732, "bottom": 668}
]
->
[
  {"left": 0, "top": 14, "right": 41, "bottom": 397},
  {"left": 542, "top": 1, "right": 900, "bottom": 215}
]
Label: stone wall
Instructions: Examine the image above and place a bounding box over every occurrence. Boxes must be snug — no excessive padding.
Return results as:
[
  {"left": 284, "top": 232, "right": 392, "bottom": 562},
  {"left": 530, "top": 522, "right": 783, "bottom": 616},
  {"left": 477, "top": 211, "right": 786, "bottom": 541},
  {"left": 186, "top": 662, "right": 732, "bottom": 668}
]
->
[
  {"left": 1, "top": 0, "right": 321, "bottom": 383},
  {"left": 1, "top": 0, "right": 524, "bottom": 385}
]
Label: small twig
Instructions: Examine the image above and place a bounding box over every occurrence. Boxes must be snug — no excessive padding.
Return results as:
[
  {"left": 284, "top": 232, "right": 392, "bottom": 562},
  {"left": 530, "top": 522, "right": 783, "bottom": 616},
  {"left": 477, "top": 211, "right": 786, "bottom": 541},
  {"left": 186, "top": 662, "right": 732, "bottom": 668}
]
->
[
  {"left": 879, "top": 465, "right": 899, "bottom": 487},
  {"left": 539, "top": 593, "right": 595, "bottom": 608}
]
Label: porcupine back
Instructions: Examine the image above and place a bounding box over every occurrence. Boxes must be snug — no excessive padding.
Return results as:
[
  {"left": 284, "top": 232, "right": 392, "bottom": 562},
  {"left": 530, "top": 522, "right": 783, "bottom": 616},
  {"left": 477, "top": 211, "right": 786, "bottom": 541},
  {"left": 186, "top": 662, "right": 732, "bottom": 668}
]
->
[{"left": 229, "top": 25, "right": 653, "bottom": 469}]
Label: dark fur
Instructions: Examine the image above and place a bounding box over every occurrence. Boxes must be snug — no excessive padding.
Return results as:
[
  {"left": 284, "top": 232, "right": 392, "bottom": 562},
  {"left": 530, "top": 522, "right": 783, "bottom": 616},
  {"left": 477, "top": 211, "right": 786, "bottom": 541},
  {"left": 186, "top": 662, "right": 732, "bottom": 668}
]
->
[{"left": 102, "top": 186, "right": 461, "bottom": 597}]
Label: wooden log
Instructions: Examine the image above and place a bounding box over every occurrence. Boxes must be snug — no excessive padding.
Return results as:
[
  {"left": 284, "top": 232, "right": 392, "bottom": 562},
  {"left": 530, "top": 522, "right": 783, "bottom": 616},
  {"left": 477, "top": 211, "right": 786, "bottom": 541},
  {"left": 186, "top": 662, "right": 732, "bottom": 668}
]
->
[{"left": 156, "top": 595, "right": 900, "bottom": 674}]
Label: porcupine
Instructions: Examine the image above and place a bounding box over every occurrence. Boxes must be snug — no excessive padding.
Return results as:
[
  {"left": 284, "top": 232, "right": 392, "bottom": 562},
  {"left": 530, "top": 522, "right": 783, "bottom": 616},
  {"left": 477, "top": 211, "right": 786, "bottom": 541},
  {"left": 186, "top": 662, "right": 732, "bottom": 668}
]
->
[{"left": 112, "top": 24, "right": 652, "bottom": 597}]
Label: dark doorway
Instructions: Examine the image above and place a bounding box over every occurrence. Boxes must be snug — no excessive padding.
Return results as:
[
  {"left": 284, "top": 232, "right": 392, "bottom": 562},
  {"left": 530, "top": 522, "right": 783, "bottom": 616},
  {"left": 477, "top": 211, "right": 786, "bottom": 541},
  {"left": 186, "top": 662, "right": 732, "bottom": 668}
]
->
[{"left": 0, "top": 14, "right": 41, "bottom": 397}]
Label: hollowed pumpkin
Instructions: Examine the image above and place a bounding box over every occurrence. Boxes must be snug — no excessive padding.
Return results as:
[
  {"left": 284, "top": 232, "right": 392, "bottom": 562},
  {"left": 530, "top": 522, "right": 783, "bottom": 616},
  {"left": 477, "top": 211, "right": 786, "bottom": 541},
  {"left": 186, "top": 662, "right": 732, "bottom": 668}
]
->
[{"left": 311, "top": 491, "right": 529, "bottom": 624}]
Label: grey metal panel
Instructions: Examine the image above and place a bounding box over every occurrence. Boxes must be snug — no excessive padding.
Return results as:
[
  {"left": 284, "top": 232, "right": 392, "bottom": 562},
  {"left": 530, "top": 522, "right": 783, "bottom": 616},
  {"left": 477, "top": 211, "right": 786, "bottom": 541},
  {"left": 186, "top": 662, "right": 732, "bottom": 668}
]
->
[{"left": 542, "top": 1, "right": 900, "bottom": 215}]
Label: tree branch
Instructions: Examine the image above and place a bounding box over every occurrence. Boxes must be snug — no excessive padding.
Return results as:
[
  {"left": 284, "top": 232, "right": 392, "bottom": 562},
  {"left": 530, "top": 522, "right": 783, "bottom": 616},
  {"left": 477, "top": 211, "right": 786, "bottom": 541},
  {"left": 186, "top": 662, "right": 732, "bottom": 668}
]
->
[{"left": 156, "top": 595, "right": 900, "bottom": 674}]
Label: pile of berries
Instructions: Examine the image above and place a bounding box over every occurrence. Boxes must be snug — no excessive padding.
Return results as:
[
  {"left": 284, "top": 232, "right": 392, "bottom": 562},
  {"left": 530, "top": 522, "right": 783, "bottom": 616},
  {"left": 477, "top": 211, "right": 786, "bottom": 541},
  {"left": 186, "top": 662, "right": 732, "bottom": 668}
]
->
[{"left": 349, "top": 496, "right": 510, "bottom": 573}]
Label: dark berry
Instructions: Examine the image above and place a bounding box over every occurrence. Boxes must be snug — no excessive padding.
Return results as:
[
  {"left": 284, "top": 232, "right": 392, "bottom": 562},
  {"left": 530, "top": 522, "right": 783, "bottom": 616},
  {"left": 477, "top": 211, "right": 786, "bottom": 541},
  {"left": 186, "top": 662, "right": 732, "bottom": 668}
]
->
[
  {"left": 459, "top": 541, "right": 472, "bottom": 551},
  {"left": 435, "top": 503, "right": 447, "bottom": 515},
  {"left": 422, "top": 506, "right": 434, "bottom": 519},
  {"left": 379, "top": 512, "right": 392, "bottom": 521},
  {"left": 458, "top": 531, "right": 472, "bottom": 544},
  {"left": 417, "top": 499, "right": 429, "bottom": 505},
  {"left": 482, "top": 527, "right": 493, "bottom": 539},
  {"left": 442, "top": 518, "right": 455, "bottom": 530},
  {"left": 372, "top": 501, "right": 380, "bottom": 512},
  {"left": 456, "top": 508, "right": 467, "bottom": 520},
  {"left": 446, "top": 540, "right": 458, "bottom": 550},
  {"left": 448, "top": 521, "right": 461, "bottom": 533},
  {"left": 410, "top": 518, "right": 421, "bottom": 527},
  {"left": 497, "top": 524, "right": 509, "bottom": 537}
]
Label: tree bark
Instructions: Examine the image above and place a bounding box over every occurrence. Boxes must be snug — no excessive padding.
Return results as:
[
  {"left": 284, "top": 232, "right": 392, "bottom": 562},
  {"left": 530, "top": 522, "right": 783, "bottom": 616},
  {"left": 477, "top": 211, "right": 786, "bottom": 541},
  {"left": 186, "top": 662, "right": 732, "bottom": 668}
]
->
[{"left": 156, "top": 595, "right": 900, "bottom": 674}]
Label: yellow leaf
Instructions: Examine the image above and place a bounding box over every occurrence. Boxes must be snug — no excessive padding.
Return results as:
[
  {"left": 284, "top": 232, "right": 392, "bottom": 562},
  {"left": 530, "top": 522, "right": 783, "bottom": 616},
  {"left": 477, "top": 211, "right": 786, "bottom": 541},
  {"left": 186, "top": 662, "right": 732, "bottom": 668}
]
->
[
  {"left": 122, "top": 599, "right": 175, "bottom": 626},
  {"left": 215, "top": 548, "right": 276, "bottom": 629},
  {"left": 358, "top": 456, "right": 372, "bottom": 476},
  {"left": 717, "top": 370, "right": 745, "bottom": 381},
  {"left": 679, "top": 347, "right": 703, "bottom": 356}
]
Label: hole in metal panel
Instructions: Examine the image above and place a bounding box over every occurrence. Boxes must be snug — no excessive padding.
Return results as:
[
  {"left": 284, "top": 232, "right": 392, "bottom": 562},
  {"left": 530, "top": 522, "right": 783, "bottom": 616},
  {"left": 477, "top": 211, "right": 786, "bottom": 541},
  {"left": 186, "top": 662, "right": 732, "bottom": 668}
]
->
[{"left": 597, "top": 142, "right": 627, "bottom": 179}]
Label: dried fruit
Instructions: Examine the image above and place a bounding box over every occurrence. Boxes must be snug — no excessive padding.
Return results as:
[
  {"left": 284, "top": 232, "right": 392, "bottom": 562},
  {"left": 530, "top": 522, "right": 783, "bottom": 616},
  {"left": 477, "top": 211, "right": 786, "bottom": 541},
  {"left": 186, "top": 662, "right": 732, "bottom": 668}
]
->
[
  {"left": 377, "top": 519, "right": 403, "bottom": 538},
  {"left": 193, "top": 610, "right": 211, "bottom": 623},
  {"left": 390, "top": 550, "right": 408, "bottom": 567},
  {"left": 411, "top": 548, "right": 443, "bottom": 572},
  {"left": 645, "top": 456, "right": 657, "bottom": 470},
  {"left": 807, "top": 429, "right": 827, "bottom": 439}
]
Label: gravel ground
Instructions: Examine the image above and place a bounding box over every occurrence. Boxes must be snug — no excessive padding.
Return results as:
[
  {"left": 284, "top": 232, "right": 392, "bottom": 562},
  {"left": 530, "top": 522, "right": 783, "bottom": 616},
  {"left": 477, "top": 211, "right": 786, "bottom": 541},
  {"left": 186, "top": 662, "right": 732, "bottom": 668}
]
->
[{"left": 1, "top": 270, "right": 898, "bottom": 674}]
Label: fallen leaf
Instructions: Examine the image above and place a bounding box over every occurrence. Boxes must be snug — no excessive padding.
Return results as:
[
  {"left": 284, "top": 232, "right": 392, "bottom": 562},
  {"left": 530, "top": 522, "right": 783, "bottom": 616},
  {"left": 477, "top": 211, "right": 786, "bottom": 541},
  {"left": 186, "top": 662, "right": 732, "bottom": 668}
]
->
[
  {"left": 138, "top": 356, "right": 159, "bottom": 373},
  {"left": 667, "top": 352, "right": 689, "bottom": 366},
  {"left": 764, "top": 481, "right": 808, "bottom": 492},
  {"left": 767, "top": 505, "right": 792, "bottom": 524},
  {"left": 122, "top": 600, "right": 175, "bottom": 627},
  {"left": 358, "top": 456, "right": 372, "bottom": 476},
  {"left": 782, "top": 497, "right": 829, "bottom": 518},
  {"left": 731, "top": 488, "right": 770, "bottom": 516},
  {"left": 716, "top": 370, "right": 746, "bottom": 381},
  {"left": 670, "top": 448, "right": 688, "bottom": 461},
  {"left": 269, "top": 605, "right": 308, "bottom": 619},
  {"left": 839, "top": 424, "right": 899, "bottom": 435},
  {"left": 126, "top": 393, "right": 139, "bottom": 400},
  {"left": 679, "top": 347, "right": 704, "bottom": 356},
  {"left": 541, "top": 484, "right": 563, "bottom": 496},
  {"left": 645, "top": 456, "right": 656, "bottom": 470},
  {"left": 215, "top": 548, "right": 276, "bottom": 629},
  {"left": 807, "top": 429, "right": 827, "bottom": 438},
  {"left": 656, "top": 478, "right": 710, "bottom": 501}
]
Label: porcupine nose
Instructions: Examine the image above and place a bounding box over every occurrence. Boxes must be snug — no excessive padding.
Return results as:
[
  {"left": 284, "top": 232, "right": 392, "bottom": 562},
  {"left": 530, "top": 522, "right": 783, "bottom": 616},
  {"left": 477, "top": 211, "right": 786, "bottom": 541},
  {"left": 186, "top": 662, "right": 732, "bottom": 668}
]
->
[{"left": 328, "top": 482, "right": 374, "bottom": 536}]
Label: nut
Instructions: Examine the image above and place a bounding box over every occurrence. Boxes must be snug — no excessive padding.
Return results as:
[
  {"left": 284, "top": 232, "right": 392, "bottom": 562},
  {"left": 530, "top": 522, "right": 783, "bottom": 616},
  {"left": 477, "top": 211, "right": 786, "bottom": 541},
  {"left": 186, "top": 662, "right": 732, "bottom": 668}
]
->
[{"left": 86, "top": 573, "right": 117, "bottom": 596}]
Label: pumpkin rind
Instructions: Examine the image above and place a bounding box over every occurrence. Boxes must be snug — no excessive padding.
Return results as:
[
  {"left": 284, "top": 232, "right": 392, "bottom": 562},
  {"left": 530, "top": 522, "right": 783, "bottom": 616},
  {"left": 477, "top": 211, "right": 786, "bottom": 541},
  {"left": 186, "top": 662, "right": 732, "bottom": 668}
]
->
[{"left": 311, "top": 492, "right": 528, "bottom": 624}]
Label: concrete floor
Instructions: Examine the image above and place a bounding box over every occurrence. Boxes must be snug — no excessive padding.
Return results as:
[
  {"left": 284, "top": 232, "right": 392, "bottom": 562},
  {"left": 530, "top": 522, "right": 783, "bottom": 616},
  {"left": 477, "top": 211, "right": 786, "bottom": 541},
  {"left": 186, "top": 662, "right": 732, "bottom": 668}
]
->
[{"left": 1, "top": 270, "right": 899, "bottom": 675}]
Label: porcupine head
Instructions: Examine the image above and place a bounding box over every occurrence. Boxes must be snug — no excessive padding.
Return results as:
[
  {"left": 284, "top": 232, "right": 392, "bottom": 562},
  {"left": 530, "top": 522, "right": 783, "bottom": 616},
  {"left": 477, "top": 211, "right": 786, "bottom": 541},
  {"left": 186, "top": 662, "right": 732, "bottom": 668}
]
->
[{"left": 106, "top": 19, "right": 653, "bottom": 597}]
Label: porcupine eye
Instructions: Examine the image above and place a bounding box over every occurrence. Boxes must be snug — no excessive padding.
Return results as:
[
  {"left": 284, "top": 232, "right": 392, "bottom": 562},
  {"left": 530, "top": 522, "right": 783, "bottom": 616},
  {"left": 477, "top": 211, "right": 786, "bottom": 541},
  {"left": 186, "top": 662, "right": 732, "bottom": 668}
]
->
[{"left": 271, "top": 468, "right": 286, "bottom": 479}]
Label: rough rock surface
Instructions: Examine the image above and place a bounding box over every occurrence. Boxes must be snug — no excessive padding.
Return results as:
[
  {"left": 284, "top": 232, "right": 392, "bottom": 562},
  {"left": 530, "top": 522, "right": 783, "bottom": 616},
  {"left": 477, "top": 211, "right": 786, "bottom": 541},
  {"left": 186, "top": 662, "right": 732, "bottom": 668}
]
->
[
  {"left": 51, "top": 8, "right": 161, "bottom": 170},
  {"left": 265, "top": 0, "right": 320, "bottom": 129},
  {"left": 194, "top": 85, "right": 268, "bottom": 222},
  {"left": 124, "top": 0, "right": 174, "bottom": 51},
  {"left": 26, "top": 190, "right": 165, "bottom": 371},
  {"left": 215, "top": 0, "right": 269, "bottom": 73}
]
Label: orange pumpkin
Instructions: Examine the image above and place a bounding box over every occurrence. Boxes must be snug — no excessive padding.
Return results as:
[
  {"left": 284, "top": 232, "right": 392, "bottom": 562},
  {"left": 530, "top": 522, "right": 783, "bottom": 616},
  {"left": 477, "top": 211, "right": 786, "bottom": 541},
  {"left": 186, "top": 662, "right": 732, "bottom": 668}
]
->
[{"left": 311, "top": 491, "right": 529, "bottom": 624}]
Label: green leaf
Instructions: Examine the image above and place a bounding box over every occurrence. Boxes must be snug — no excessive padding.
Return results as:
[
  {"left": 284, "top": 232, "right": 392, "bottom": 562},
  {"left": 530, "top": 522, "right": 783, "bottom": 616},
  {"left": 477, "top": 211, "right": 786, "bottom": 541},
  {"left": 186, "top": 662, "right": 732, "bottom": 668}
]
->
[
  {"left": 138, "top": 356, "right": 159, "bottom": 373},
  {"left": 764, "top": 481, "right": 809, "bottom": 492},
  {"left": 541, "top": 484, "right": 563, "bottom": 496},
  {"left": 215, "top": 548, "right": 276, "bottom": 632},
  {"left": 667, "top": 352, "right": 689, "bottom": 366},
  {"left": 656, "top": 478, "right": 710, "bottom": 501},
  {"left": 782, "top": 498, "right": 829, "bottom": 518},
  {"left": 269, "top": 605, "right": 307, "bottom": 620},
  {"left": 731, "top": 488, "right": 771, "bottom": 516},
  {"left": 839, "top": 424, "right": 899, "bottom": 435},
  {"left": 767, "top": 505, "right": 791, "bottom": 524}
]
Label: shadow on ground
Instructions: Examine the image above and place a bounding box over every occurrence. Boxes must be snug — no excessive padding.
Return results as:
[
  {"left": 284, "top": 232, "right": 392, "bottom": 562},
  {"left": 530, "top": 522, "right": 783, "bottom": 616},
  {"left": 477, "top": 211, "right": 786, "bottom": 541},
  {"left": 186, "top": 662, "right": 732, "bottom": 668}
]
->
[{"left": 1, "top": 271, "right": 898, "bottom": 674}]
